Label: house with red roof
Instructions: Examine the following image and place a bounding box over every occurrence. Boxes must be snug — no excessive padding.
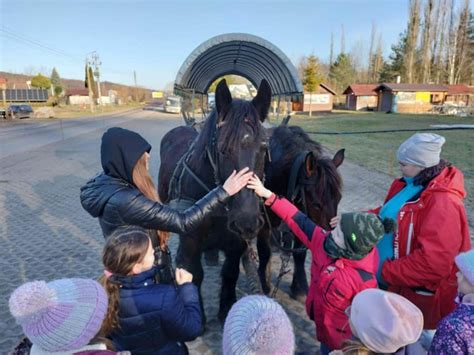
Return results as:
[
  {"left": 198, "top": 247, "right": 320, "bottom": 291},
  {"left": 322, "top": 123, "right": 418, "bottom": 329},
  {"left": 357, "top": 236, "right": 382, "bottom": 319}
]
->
[
  {"left": 445, "top": 85, "right": 471, "bottom": 106},
  {"left": 342, "top": 84, "right": 378, "bottom": 111}
]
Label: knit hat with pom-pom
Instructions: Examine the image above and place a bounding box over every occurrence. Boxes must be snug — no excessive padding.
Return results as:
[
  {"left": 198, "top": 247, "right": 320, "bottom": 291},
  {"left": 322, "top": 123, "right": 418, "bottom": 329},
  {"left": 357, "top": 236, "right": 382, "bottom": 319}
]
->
[
  {"left": 222, "top": 295, "right": 295, "bottom": 355},
  {"left": 8, "top": 278, "right": 108, "bottom": 353}
]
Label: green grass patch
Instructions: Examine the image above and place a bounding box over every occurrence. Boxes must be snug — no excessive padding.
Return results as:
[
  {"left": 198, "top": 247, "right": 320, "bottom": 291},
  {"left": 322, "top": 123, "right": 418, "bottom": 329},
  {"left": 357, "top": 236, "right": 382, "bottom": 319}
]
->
[{"left": 273, "top": 112, "right": 474, "bottom": 207}]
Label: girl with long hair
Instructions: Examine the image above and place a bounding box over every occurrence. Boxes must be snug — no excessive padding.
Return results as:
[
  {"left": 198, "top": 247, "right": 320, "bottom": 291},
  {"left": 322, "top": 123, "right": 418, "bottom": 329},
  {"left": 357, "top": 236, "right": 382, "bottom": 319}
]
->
[{"left": 101, "top": 226, "right": 201, "bottom": 354}]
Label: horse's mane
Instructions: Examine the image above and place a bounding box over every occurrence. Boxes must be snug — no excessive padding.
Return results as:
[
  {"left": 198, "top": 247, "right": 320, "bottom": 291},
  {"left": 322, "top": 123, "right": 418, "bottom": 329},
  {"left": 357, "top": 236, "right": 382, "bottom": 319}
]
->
[
  {"left": 271, "top": 125, "right": 322, "bottom": 172},
  {"left": 314, "top": 156, "right": 343, "bottom": 198},
  {"left": 271, "top": 125, "right": 342, "bottom": 196},
  {"left": 193, "top": 100, "right": 264, "bottom": 158}
]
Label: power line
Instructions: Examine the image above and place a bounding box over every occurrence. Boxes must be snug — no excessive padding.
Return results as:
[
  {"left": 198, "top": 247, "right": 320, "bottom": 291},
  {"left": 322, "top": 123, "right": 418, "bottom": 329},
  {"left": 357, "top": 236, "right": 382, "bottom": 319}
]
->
[{"left": 0, "top": 25, "right": 81, "bottom": 62}]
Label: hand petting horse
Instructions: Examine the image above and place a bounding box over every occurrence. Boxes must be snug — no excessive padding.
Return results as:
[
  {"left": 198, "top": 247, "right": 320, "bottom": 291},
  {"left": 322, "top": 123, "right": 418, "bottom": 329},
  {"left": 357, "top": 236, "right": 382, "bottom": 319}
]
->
[{"left": 158, "top": 79, "right": 271, "bottom": 323}]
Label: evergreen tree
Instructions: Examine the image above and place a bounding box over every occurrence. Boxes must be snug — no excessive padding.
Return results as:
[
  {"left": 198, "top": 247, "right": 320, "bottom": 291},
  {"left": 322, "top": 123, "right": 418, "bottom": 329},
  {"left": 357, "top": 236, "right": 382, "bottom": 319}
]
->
[
  {"left": 31, "top": 74, "right": 51, "bottom": 89},
  {"left": 303, "top": 55, "right": 325, "bottom": 117},
  {"left": 329, "top": 53, "right": 355, "bottom": 93},
  {"left": 378, "top": 32, "right": 407, "bottom": 82},
  {"left": 50, "top": 68, "right": 63, "bottom": 96}
]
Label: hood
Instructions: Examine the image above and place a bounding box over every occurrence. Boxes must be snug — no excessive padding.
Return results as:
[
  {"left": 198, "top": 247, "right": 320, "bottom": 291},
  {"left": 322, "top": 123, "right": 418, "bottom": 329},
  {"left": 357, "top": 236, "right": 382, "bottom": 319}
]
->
[
  {"left": 80, "top": 173, "right": 129, "bottom": 217},
  {"left": 425, "top": 166, "right": 466, "bottom": 199},
  {"left": 101, "top": 127, "right": 151, "bottom": 184}
]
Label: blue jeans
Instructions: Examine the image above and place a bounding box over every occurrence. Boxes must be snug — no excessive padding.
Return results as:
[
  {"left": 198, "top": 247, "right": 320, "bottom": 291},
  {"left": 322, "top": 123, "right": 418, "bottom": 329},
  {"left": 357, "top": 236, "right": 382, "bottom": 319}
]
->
[{"left": 320, "top": 343, "right": 332, "bottom": 355}]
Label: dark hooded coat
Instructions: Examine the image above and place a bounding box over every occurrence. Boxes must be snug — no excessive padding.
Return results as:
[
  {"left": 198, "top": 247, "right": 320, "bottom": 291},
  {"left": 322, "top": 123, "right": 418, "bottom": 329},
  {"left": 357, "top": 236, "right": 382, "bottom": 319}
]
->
[{"left": 80, "top": 127, "right": 229, "bottom": 238}]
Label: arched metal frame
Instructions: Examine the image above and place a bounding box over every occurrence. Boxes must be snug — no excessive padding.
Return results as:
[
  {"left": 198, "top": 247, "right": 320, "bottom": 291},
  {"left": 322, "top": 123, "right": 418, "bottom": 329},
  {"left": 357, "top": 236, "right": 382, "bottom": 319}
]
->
[{"left": 174, "top": 33, "right": 303, "bottom": 100}]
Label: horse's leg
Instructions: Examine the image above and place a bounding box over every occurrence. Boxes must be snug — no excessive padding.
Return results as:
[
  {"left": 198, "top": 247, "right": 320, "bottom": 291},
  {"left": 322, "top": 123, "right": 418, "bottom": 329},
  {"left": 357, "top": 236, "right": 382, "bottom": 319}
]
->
[
  {"left": 204, "top": 248, "right": 219, "bottom": 266},
  {"left": 257, "top": 226, "right": 272, "bottom": 295},
  {"left": 218, "top": 237, "right": 247, "bottom": 323},
  {"left": 290, "top": 238, "right": 309, "bottom": 302},
  {"left": 175, "top": 233, "right": 206, "bottom": 327}
]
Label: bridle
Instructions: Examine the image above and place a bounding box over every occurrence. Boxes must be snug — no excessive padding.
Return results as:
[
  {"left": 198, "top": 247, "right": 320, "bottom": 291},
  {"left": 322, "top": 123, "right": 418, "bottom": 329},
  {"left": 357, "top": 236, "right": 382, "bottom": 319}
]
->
[{"left": 168, "top": 115, "right": 269, "bottom": 207}]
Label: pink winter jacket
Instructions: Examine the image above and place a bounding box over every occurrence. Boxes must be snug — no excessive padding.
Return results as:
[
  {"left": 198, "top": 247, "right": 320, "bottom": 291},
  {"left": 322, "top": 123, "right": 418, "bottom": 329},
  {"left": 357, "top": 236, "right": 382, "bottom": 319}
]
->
[{"left": 268, "top": 195, "right": 379, "bottom": 349}]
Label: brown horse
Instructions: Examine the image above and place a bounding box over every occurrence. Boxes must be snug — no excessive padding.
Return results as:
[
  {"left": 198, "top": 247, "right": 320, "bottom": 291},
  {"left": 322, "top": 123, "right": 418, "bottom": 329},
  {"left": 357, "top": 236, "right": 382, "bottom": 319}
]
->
[
  {"left": 257, "top": 124, "right": 344, "bottom": 300},
  {"left": 158, "top": 79, "right": 271, "bottom": 323}
]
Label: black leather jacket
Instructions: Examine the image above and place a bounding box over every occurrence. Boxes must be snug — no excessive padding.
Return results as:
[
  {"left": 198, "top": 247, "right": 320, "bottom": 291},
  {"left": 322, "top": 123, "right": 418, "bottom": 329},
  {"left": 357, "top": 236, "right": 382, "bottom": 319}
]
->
[{"left": 80, "top": 173, "right": 229, "bottom": 238}]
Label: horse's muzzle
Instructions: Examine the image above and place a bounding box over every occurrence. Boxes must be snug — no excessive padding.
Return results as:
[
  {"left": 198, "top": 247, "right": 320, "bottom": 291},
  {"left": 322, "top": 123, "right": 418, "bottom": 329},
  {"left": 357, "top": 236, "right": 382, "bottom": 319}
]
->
[{"left": 228, "top": 215, "right": 265, "bottom": 240}]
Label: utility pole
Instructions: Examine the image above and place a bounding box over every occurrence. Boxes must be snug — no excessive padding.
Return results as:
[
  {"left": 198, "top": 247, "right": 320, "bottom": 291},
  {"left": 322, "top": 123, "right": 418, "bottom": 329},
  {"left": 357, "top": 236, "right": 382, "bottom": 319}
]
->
[
  {"left": 90, "top": 52, "right": 102, "bottom": 105},
  {"left": 85, "top": 57, "right": 94, "bottom": 113},
  {"left": 133, "top": 70, "right": 138, "bottom": 102}
]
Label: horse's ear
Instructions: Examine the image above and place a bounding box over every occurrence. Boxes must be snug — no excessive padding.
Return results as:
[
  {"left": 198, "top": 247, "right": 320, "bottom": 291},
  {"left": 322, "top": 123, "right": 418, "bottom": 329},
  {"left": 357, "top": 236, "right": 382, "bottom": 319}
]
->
[
  {"left": 215, "top": 79, "right": 232, "bottom": 118},
  {"left": 305, "top": 152, "right": 315, "bottom": 177},
  {"left": 333, "top": 149, "right": 345, "bottom": 168},
  {"left": 252, "top": 79, "right": 272, "bottom": 122}
]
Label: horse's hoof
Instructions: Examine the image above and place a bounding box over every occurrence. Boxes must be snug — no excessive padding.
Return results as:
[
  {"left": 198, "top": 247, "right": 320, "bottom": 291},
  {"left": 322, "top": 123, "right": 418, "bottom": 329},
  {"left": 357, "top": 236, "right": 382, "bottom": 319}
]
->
[{"left": 261, "top": 283, "right": 272, "bottom": 295}]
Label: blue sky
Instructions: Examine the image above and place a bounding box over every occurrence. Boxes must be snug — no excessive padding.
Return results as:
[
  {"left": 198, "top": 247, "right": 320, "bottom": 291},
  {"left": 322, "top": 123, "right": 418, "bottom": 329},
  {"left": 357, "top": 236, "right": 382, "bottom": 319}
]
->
[{"left": 1, "top": 0, "right": 415, "bottom": 90}]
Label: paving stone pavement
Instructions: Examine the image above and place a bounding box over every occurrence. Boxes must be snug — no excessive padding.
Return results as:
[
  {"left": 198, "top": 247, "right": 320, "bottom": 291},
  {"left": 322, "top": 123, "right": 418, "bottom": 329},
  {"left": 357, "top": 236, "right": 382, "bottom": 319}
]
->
[{"left": 0, "top": 114, "right": 472, "bottom": 354}]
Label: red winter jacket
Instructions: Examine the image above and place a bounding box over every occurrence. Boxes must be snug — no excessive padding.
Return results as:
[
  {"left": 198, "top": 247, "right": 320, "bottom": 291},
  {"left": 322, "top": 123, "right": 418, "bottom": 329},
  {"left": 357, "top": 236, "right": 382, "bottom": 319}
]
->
[
  {"left": 268, "top": 196, "right": 379, "bottom": 350},
  {"left": 376, "top": 166, "right": 471, "bottom": 329}
]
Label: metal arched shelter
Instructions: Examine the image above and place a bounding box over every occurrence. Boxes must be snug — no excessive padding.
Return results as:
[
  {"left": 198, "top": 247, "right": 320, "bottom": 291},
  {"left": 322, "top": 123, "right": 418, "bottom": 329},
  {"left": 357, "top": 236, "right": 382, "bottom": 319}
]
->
[{"left": 174, "top": 33, "right": 303, "bottom": 118}]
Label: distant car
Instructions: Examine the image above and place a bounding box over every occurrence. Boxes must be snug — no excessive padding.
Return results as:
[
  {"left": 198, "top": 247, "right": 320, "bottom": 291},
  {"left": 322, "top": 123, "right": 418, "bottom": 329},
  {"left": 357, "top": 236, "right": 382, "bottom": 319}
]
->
[
  {"left": 164, "top": 96, "right": 181, "bottom": 114},
  {"left": 0, "top": 107, "right": 5, "bottom": 119},
  {"left": 7, "top": 104, "right": 34, "bottom": 119}
]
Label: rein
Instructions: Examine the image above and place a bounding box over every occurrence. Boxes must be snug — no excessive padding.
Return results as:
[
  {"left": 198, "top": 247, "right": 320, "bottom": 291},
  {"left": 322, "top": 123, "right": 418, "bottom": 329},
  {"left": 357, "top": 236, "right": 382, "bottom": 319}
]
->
[{"left": 263, "top": 150, "right": 312, "bottom": 254}]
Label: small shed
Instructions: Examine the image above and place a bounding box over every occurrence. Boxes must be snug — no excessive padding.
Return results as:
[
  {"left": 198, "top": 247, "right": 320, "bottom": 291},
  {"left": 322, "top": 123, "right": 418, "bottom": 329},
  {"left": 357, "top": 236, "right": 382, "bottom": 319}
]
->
[
  {"left": 445, "top": 85, "right": 470, "bottom": 106},
  {"left": 342, "top": 84, "right": 378, "bottom": 110},
  {"left": 293, "top": 83, "right": 336, "bottom": 112},
  {"left": 375, "top": 83, "right": 448, "bottom": 113},
  {"left": 66, "top": 88, "right": 90, "bottom": 105}
]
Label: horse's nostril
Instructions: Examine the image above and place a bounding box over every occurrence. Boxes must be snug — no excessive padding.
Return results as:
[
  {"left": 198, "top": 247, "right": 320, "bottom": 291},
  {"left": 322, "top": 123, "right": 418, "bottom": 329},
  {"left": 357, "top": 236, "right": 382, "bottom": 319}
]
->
[{"left": 228, "top": 220, "right": 239, "bottom": 234}]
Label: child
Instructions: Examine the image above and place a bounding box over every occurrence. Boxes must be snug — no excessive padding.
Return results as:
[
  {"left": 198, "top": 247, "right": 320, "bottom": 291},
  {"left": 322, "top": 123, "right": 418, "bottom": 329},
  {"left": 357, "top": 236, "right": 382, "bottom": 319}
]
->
[
  {"left": 9, "top": 277, "right": 119, "bottom": 354},
  {"left": 429, "top": 249, "right": 474, "bottom": 354},
  {"left": 336, "top": 288, "right": 424, "bottom": 354},
  {"left": 101, "top": 226, "right": 201, "bottom": 354},
  {"left": 247, "top": 175, "right": 394, "bottom": 354},
  {"left": 222, "top": 295, "right": 295, "bottom": 355}
]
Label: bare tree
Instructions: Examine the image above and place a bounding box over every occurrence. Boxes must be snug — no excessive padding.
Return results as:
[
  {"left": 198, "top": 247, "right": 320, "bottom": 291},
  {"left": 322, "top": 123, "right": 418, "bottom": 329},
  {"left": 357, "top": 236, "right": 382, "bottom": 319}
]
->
[
  {"left": 340, "top": 24, "right": 346, "bottom": 54},
  {"left": 404, "top": 0, "right": 421, "bottom": 83},
  {"left": 373, "top": 34, "right": 384, "bottom": 82},
  {"left": 368, "top": 22, "right": 376, "bottom": 81},
  {"left": 421, "top": 0, "right": 434, "bottom": 83},
  {"left": 454, "top": 0, "right": 471, "bottom": 83},
  {"left": 434, "top": 0, "right": 450, "bottom": 83},
  {"left": 329, "top": 32, "right": 334, "bottom": 66},
  {"left": 447, "top": 0, "right": 458, "bottom": 84}
]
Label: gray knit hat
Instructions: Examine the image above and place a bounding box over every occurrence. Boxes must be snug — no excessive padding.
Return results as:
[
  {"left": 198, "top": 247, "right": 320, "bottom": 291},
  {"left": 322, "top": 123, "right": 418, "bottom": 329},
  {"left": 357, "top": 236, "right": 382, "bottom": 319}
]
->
[
  {"left": 222, "top": 295, "right": 295, "bottom": 355},
  {"left": 9, "top": 278, "right": 108, "bottom": 352},
  {"left": 397, "top": 133, "right": 445, "bottom": 168}
]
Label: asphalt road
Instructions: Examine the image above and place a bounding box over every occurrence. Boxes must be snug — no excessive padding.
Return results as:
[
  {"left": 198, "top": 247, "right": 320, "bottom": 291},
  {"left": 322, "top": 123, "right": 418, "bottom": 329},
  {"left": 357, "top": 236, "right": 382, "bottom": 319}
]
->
[{"left": 0, "top": 109, "right": 182, "bottom": 159}]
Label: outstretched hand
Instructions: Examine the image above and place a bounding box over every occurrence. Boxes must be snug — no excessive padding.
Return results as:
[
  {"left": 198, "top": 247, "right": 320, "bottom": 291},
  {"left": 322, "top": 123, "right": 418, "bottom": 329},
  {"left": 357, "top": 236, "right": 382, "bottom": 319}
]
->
[
  {"left": 222, "top": 167, "right": 254, "bottom": 196},
  {"left": 175, "top": 268, "right": 193, "bottom": 285},
  {"left": 247, "top": 174, "right": 273, "bottom": 199},
  {"left": 330, "top": 215, "right": 340, "bottom": 229}
]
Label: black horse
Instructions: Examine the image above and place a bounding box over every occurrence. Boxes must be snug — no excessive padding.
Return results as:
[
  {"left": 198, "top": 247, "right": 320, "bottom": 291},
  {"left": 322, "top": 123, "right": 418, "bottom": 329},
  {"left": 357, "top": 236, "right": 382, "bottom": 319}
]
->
[
  {"left": 158, "top": 79, "right": 271, "bottom": 322},
  {"left": 257, "top": 124, "right": 345, "bottom": 300}
]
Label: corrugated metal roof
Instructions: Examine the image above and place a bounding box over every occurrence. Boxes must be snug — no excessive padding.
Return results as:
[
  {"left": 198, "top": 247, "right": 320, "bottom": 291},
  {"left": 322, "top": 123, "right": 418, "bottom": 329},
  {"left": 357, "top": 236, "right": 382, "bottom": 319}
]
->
[
  {"left": 376, "top": 83, "right": 448, "bottom": 92},
  {"left": 342, "top": 84, "right": 378, "bottom": 96},
  {"left": 174, "top": 33, "right": 303, "bottom": 98},
  {"left": 447, "top": 84, "right": 471, "bottom": 95}
]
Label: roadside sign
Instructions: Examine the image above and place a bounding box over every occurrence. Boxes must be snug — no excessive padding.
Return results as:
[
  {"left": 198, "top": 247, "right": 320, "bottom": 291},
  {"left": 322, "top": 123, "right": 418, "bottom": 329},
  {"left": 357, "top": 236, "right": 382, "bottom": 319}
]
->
[{"left": 152, "top": 91, "right": 163, "bottom": 98}]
